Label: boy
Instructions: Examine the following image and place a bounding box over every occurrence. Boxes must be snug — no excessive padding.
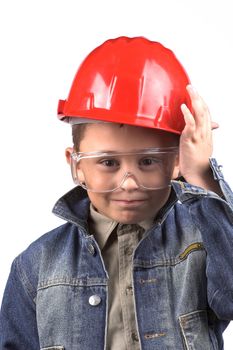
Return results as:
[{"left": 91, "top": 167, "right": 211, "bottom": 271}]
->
[{"left": 1, "top": 36, "right": 233, "bottom": 349}]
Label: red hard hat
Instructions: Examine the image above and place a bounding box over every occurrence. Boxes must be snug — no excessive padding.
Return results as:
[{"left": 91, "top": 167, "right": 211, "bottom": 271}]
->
[{"left": 58, "top": 36, "right": 192, "bottom": 134}]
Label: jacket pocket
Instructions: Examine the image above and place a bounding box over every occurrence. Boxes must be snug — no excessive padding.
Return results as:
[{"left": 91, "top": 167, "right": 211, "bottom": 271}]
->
[
  {"left": 41, "top": 347, "right": 64, "bottom": 350},
  {"left": 179, "top": 310, "right": 212, "bottom": 350}
]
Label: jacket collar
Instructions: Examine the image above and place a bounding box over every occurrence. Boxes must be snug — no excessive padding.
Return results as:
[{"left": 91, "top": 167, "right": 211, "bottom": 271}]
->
[
  {"left": 52, "top": 186, "right": 90, "bottom": 232},
  {"left": 52, "top": 180, "right": 210, "bottom": 229}
]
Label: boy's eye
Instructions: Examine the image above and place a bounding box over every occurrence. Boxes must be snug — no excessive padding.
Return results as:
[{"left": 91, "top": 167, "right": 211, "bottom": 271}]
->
[
  {"left": 140, "top": 157, "right": 161, "bottom": 166},
  {"left": 99, "top": 159, "right": 120, "bottom": 167}
]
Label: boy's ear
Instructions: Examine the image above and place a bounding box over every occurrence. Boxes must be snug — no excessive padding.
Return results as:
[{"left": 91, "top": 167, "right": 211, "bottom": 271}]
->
[
  {"left": 65, "top": 147, "right": 85, "bottom": 183},
  {"left": 172, "top": 154, "right": 180, "bottom": 179},
  {"left": 65, "top": 147, "right": 73, "bottom": 165},
  {"left": 172, "top": 164, "right": 180, "bottom": 179}
]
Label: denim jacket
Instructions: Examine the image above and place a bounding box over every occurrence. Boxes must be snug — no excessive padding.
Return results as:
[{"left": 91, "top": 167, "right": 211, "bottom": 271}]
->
[{"left": 1, "top": 158, "right": 233, "bottom": 350}]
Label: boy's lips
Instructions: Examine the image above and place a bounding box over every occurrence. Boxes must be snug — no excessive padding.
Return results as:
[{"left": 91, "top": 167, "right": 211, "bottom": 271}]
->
[
  {"left": 111, "top": 198, "right": 148, "bottom": 207},
  {"left": 111, "top": 196, "right": 148, "bottom": 201}
]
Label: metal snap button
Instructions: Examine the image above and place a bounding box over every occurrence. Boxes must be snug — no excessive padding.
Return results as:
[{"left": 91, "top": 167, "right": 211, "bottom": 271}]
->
[
  {"left": 89, "top": 294, "right": 101, "bottom": 306},
  {"left": 87, "top": 243, "right": 96, "bottom": 255}
]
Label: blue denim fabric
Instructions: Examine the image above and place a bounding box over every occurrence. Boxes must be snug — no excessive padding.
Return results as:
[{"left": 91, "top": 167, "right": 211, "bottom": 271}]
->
[{"left": 0, "top": 158, "right": 233, "bottom": 349}]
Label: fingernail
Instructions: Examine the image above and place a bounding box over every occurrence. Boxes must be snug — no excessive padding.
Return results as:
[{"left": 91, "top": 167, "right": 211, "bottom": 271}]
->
[
  {"left": 211, "top": 121, "right": 219, "bottom": 129},
  {"left": 181, "top": 103, "right": 189, "bottom": 112}
]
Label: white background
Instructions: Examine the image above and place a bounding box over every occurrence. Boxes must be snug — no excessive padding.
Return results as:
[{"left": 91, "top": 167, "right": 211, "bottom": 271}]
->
[{"left": 0, "top": 0, "right": 232, "bottom": 346}]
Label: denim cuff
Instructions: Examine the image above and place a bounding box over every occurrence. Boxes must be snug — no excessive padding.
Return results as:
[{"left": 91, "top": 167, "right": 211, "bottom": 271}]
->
[
  {"left": 209, "top": 158, "right": 233, "bottom": 211},
  {"left": 209, "top": 158, "right": 224, "bottom": 181}
]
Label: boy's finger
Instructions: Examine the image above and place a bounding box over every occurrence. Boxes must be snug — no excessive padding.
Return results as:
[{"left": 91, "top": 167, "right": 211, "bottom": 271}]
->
[
  {"left": 181, "top": 103, "right": 196, "bottom": 137},
  {"left": 186, "top": 85, "right": 211, "bottom": 131}
]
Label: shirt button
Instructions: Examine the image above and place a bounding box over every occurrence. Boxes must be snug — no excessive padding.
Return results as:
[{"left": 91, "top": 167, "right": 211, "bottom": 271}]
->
[
  {"left": 126, "top": 286, "right": 133, "bottom": 295},
  {"left": 125, "top": 247, "right": 133, "bottom": 255},
  {"left": 89, "top": 295, "right": 101, "bottom": 306},
  {"left": 131, "top": 332, "right": 139, "bottom": 342}
]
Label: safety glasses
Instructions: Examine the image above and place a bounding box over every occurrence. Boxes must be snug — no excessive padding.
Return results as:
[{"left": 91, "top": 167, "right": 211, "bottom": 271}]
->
[{"left": 71, "top": 147, "right": 178, "bottom": 193}]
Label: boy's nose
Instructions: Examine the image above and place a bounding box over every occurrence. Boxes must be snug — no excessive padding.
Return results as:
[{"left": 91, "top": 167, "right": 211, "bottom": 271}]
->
[{"left": 120, "top": 174, "right": 140, "bottom": 191}]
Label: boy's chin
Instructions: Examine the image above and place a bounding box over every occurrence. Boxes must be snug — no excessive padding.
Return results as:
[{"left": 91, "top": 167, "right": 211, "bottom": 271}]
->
[{"left": 108, "top": 210, "right": 152, "bottom": 225}]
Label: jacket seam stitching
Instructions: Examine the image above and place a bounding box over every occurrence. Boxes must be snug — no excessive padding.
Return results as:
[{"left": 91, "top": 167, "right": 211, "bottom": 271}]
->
[
  {"left": 15, "top": 256, "right": 37, "bottom": 305},
  {"left": 37, "top": 280, "right": 107, "bottom": 290}
]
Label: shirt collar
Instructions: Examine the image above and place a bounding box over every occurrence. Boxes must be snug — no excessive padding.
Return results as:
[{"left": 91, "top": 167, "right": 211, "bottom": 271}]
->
[{"left": 89, "top": 204, "right": 155, "bottom": 250}]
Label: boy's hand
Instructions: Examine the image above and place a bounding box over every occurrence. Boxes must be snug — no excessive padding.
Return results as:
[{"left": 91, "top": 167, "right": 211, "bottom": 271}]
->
[{"left": 179, "top": 85, "right": 221, "bottom": 193}]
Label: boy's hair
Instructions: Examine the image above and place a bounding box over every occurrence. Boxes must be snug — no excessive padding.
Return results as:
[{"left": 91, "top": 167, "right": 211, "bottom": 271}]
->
[{"left": 72, "top": 124, "right": 88, "bottom": 151}]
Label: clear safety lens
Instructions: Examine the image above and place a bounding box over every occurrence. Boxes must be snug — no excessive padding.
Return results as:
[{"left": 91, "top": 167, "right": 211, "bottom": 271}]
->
[{"left": 71, "top": 148, "right": 178, "bottom": 192}]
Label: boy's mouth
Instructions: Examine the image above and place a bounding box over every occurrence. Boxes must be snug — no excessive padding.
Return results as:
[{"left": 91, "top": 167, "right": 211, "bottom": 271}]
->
[
  {"left": 111, "top": 199, "right": 147, "bottom": 207},
  {"left": 111, "top": 196, "right": 148, "bottom": 201}
]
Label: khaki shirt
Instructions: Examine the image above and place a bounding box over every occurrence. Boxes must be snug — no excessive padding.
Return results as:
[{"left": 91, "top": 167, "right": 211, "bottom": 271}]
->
[{"left": 89, "top": 205, "right": 154, "bottom": 350}]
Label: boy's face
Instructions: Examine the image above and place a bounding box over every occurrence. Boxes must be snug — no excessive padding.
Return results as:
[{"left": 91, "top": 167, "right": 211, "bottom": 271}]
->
[{"left": 67, "top": 123, "right": 179, "bottom": 224}]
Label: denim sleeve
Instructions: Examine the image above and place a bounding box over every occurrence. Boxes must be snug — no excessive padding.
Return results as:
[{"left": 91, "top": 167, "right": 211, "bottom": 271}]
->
[
  {"left": 0, "top": 256, "right": 40, "bottom": 349},
  {"left": 189, "top": 186, "right": 233, "bottom": 320}
]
